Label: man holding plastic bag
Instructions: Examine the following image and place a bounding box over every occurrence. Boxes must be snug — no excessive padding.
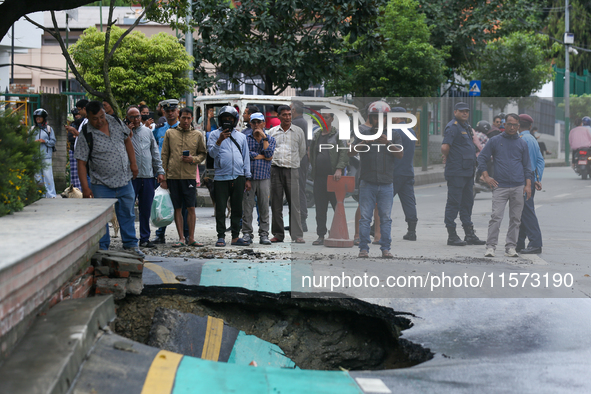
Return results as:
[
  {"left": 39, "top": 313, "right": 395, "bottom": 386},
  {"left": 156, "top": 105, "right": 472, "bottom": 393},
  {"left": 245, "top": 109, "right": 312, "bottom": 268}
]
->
[{"left": 161, "top": 108, "right": 207, "bottom": 247}]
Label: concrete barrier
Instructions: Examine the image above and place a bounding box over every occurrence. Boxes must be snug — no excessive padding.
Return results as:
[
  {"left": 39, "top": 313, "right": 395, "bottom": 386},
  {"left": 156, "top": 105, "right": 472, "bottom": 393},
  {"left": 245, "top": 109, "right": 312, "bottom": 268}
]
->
[{"left": 0, "top": 198, "right": 115, "bottom": 361}]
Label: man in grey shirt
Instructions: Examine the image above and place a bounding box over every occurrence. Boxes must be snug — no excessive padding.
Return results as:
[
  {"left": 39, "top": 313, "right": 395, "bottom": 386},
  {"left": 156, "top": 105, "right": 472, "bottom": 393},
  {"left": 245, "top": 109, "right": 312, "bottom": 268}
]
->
[
  {"left": 127, "top": 106, "right": 166, "bottom": 249},
  {"left": 76, "top": 101, "right": 144, "bottom": 258}
]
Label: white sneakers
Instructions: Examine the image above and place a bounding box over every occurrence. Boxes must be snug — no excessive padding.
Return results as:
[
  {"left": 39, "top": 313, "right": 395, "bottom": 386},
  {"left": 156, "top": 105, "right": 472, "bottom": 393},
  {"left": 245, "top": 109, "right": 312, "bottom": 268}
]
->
[
  {"left": 504, "top": 248, "right": 519, "bottom": 257},
  {"left": 484, "top": 248, "right": 495, "bottom": 257}
]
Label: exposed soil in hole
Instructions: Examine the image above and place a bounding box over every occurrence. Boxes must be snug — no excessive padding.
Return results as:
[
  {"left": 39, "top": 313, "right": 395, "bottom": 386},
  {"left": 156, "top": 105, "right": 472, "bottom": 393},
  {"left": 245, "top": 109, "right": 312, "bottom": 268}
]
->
[{"left": 113, "top": 287, "right": 433, "bottom": 371}]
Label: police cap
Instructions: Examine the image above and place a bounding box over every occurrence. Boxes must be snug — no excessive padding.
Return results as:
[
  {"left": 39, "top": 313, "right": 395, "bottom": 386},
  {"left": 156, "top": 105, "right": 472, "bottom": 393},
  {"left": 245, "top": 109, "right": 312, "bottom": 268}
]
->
[
  {"left": 518, "top": 114, "right": 534, "bottom": 124},
  {"left": 161, "top": 99, "right": 179, "bottom": 111},
  {"left": 454, "top": 102, "right": 470, "bottom": 111}
]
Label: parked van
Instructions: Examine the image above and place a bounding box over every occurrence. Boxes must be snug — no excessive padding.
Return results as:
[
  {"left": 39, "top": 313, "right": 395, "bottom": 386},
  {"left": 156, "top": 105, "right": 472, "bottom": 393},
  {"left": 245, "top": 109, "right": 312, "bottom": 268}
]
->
[{"left": 193, "top": 94, "right": 359, "bottom": 133}]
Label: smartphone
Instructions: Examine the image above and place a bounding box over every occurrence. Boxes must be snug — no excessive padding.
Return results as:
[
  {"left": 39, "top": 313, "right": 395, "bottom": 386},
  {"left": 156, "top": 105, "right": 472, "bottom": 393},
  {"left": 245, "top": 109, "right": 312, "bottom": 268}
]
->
[{"left": 183, "top": 150, "right": 190, "bottom": 156}]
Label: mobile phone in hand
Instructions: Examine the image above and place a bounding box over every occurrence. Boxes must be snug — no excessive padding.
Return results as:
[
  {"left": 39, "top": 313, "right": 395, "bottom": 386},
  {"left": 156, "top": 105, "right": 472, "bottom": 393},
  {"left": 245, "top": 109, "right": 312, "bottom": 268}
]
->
[{"left": 183, "top": 150, "right": 190, "bottom": 156}]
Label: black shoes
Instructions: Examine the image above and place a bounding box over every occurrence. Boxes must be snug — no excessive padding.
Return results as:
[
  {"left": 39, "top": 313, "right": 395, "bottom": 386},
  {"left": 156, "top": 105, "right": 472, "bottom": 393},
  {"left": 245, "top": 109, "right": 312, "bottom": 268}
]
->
[
  {"left": 403, "top": 221, "right": 417, "bottom": 241},
  {"left": 519, "top": 246, "right": 542, "bottom": 254},
  {"left": 151, "top": 236, "right": 165, "bottom": 245},
  {"left": 463, "top": 225, "right": 486, "bottom": 245},
  {"left": 139, "top": 240, "right": 156, "bottom": 248},
  {"left": 447, "top": 227, "right": 467, "bottom": 246}
]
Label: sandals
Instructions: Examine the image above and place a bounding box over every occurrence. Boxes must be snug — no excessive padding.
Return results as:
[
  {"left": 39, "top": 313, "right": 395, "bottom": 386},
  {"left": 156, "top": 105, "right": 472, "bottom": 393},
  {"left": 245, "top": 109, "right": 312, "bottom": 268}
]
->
[
  {"left": 312, "top": 237, "right": 324, "bottom": 246},
  {"left": 382, "top": 250, "right": 394, "bottom": 259},
  {"left": 372, "top": 239, "right": 381, "bottom": 245},
  {"left": 294, "top": 238, "right": 306, "bottom": 244},
  {"left": 358, "top": 250, "right": 369, "bottom": 258},
  {"left": 187, "top": 240, "right": 204, "bottom": 247},
  {"left": 215, "top": 238, "right": 226, "bottom": 247},
  {"left": 172, "top": 241, "right": 185, "bottom": 248},
  {"left": 353, "top": 238, "right": 360, "bottom": 246},
  {"left": 231, "top": 238, "right": 249, "bottom": 246}
]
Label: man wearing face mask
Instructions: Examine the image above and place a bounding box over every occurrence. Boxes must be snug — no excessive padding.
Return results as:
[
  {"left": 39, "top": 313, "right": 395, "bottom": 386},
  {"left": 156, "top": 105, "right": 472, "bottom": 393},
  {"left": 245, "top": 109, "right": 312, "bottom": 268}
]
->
[{"left": 441, "top": 102, "right": 486, "bottom": 247}]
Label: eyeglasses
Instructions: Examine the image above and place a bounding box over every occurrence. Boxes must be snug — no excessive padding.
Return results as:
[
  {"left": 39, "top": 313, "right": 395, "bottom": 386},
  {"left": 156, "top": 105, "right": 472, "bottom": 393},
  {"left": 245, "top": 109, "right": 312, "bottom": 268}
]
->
[
  {"left": 128, "top": 115, "right": 141, "bottom": 120},
  {"left": 505, "top": 123, "right": 519, "bottom": 128}
]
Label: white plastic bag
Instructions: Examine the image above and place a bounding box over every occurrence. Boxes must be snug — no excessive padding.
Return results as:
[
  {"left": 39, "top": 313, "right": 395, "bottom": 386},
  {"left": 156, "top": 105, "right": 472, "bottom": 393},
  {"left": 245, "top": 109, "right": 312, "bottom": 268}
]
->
[{"left": 150, "top": 186, "right": 174, "bottom": 228}]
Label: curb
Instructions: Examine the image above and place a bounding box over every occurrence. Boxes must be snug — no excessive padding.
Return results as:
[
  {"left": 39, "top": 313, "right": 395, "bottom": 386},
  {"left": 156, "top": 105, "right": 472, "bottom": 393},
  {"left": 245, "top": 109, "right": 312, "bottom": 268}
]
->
[{"left": 0, "top": 296, "right": 115, "bottom": 394}]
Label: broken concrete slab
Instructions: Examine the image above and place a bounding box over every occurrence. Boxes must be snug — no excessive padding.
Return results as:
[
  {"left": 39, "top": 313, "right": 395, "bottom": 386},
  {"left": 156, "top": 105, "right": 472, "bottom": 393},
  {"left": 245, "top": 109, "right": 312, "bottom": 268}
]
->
[{"left": 0, "top": 296, "right": 115, "bottom": 394}]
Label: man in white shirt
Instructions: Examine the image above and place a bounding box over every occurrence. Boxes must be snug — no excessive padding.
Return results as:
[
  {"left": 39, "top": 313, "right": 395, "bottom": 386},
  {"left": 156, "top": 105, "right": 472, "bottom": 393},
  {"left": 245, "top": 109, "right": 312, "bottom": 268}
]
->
[{"left": 268, "top": 105, "right": 307, "bottom": 243}]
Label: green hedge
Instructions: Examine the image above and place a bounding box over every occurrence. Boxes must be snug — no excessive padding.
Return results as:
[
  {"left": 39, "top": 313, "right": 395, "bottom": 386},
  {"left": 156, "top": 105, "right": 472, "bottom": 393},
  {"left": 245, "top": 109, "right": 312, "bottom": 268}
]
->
[{"left": 0, "top": 114, "right": 44, "bottom": 217}]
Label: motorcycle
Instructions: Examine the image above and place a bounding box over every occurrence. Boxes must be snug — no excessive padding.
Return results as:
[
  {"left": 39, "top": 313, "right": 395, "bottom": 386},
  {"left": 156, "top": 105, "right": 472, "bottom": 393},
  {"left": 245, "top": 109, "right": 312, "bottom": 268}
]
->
[{"left": 573, "top": 148, "right": 591, "bottom": 180}]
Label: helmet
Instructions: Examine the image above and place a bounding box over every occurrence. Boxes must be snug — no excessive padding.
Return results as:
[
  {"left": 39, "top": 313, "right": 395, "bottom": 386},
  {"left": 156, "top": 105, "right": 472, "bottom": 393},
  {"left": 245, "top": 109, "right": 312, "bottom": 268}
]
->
[
  {"left": 217, "top": 105, "right": 240, "bottom": 129},
  {"left": 582, "top": 116, "right": 591, "bottom": 126},
  {"left": 33, "top": 108, "right": 48, "bottom": 121},
  {"left": 497, "top": 113, "right": 506, "bottom": 120},
  {"left": 367, "top": 101, "right": 391, "bottom": 115},
  {"left": 476, "top": 120, "right": 491, "bottom": 134}
]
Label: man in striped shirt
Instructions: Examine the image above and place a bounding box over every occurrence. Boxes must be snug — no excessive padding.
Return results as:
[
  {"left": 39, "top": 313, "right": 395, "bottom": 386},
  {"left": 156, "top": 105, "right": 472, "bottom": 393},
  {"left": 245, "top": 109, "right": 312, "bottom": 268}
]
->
[{"left": 242, "top": 113, "right": 276, "bottom": 245}]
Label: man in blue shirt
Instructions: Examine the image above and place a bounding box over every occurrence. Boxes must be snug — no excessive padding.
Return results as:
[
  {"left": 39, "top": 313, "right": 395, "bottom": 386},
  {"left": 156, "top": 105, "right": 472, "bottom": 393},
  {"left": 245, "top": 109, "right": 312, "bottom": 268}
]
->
[
  {"left": 391, "top": 107, "right": 418, "bottom": 241},
  {"left": 477, "top": 113, "right": 532, "bottom": 257},
  {"left": 517, "top": 114, "right": 545, "bottom": 254},
  {"left": 207, "top": 106, "right": 252, "bottom": 247},
  {"left": 242, "top": 112, "right": 275, "bottom": 245},
  {"left": 441, "top": 102, "right": 485, "bottom": 246}
]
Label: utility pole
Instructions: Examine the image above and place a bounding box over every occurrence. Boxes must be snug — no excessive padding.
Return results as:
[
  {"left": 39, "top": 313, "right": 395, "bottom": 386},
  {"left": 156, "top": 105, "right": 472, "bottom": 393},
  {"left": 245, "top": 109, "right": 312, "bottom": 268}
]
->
[
  {"left": 564, "top": 0, "right": 570, "bottom": 165},
  {"left": 185, "top": 2, "right": 194, "bottom": 111},
  {"left": 66, "top": 13, "right": 69, "bottom": 92},
  {"left": 10, "top": 25, "right": 14, "bottom": 87}
]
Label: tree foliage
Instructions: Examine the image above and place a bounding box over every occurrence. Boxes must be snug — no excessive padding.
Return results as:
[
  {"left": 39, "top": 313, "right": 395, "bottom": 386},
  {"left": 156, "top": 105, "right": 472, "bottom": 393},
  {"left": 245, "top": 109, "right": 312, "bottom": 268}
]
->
[
  {"left": 558, "top": 94, "right": 591, "bottom": 121},
  {"left": 70, "top": 26, "right": 193, "bottom": 109},
  {"left": 545, "top": 0, "right": 591, "bottom": 75},
  {"left": 0, "top": 0, "right": 96, "bottom": 41},
  {"left": 326, "top": 0, "right": 447, "bottom": 97},
  {"left": 471, "top": 32, "right": 557, "bottom": 98},
  {"left": 179, "top": 0, "right": 386, "bottom": 95},
  {"left": 417, "top": 0, "right": 543, "bottom": 83},
  {"left": 0, "top": 115, "right": 44, "bottom": 217}
]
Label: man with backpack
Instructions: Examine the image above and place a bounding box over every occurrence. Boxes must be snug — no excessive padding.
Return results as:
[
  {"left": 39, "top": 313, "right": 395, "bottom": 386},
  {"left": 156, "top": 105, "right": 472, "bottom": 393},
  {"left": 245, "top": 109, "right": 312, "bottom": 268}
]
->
[{"left": 75, "top": 101, "right": 144, "bottom": 258}]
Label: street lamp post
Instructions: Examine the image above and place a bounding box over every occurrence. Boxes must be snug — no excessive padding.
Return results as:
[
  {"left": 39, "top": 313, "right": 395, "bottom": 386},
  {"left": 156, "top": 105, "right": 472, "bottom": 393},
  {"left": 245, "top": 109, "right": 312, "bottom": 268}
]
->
[{"left": 564, "top": 0, "right": 571, "bottom": 165}]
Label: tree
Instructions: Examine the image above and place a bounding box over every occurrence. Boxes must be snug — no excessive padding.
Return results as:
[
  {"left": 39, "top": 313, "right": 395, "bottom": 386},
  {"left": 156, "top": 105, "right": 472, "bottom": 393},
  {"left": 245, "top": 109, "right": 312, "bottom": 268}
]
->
[
  {"left": 0, "top": 0, "right": 96, "bottom": 41},
  {"left": 325, "top": 0, "right": 447, "bottom": 97},
  {"left": 558, "top": 94, "right": 591, "bottom": 121},
  {"left": 470, "top": 32, "right": 557, "bottom": 98},
  {"left": 545, "top": 0, "right": 591, "bottom": 75},
  {"left": 181, "top": 0, "right": 387, "bottom": 95},
  {"left": 24, "top": 0, "right": 162, "bottom": 115},
  {"left": 416, "top": 0, "right": 544, "bottom": 86},
  {"left": 69, "top": 26, "right": 193, "bottom": 109}
]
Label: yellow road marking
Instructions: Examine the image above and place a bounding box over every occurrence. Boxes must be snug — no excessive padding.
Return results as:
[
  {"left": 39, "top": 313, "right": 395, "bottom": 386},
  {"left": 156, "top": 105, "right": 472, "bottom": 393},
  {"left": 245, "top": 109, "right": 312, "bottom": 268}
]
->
[
  {"left": 144, "top": 263, "right": 180, "bottom": 284},
  {"left": 141, "top": 350, "right": 183, "bottom": 394},
  {"left": 201, "top": 316, "right": 224, "bottom": 361}
]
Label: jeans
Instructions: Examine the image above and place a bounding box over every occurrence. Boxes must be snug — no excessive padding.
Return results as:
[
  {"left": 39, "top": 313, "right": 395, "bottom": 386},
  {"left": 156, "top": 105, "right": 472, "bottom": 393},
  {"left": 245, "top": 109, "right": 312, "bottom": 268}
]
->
[
  {"left": 91, "top": 181, "right": 137, "bottom": 250},
  {"left": 359, "top": 180, "right": 393, "bottom": 251},
  {"left": 132, "top": 178, "right": 156, "bottom": 242}
]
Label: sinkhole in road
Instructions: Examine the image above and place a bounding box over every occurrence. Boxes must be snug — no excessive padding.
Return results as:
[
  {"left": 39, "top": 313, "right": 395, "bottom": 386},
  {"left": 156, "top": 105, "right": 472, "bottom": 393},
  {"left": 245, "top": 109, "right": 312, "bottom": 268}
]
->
[{"left": 113, "top": 287, "right": 433, "bottom": 370}]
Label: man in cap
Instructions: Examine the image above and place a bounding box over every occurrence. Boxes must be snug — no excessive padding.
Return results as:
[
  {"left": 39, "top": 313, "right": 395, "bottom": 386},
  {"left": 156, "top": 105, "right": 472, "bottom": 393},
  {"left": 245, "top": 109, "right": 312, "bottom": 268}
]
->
[
  {"left": 349, "top": 101, "right": 403, "bottom": 259},
  {"left": 441, "top": 102, "right": 485, "bottom": 246},
  {"left": 242, "top": 112, "right": 275, "bottom": 245},
  {"left": 391, "top": 107, "right": 418, "bottom": 241},
  {"left": 241, "top": 105, "right": 261, "bottom": 137},
  {"left": 517, "top": 114, "right": 545, "bottom": 254},
  {"left": 151, "top": 99, "right": 190, "bottom": 244}
]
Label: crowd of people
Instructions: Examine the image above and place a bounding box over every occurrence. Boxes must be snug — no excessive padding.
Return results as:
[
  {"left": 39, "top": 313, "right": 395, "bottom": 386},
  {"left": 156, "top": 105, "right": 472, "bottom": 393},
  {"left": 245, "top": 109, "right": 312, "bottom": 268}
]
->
[{"left": 32, "top": 97, "right": 552, "bottom": 259}]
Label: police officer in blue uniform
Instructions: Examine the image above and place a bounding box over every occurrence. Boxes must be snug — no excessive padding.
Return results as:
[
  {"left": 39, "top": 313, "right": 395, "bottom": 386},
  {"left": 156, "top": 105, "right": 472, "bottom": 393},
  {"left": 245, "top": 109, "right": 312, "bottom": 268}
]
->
[
  {"left": 441, "top": 102, "right": 485, "bottom": 246},
  {"left": 391, "top": 107, "right": 418, "bottom": 241}
]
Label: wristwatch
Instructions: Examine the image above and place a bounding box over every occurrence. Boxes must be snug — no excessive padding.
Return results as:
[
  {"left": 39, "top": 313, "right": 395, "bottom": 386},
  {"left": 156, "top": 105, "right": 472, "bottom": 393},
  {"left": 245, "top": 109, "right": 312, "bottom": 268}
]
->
[{"left": 262, "top": 138, "right": 269, "bottom": 141}]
